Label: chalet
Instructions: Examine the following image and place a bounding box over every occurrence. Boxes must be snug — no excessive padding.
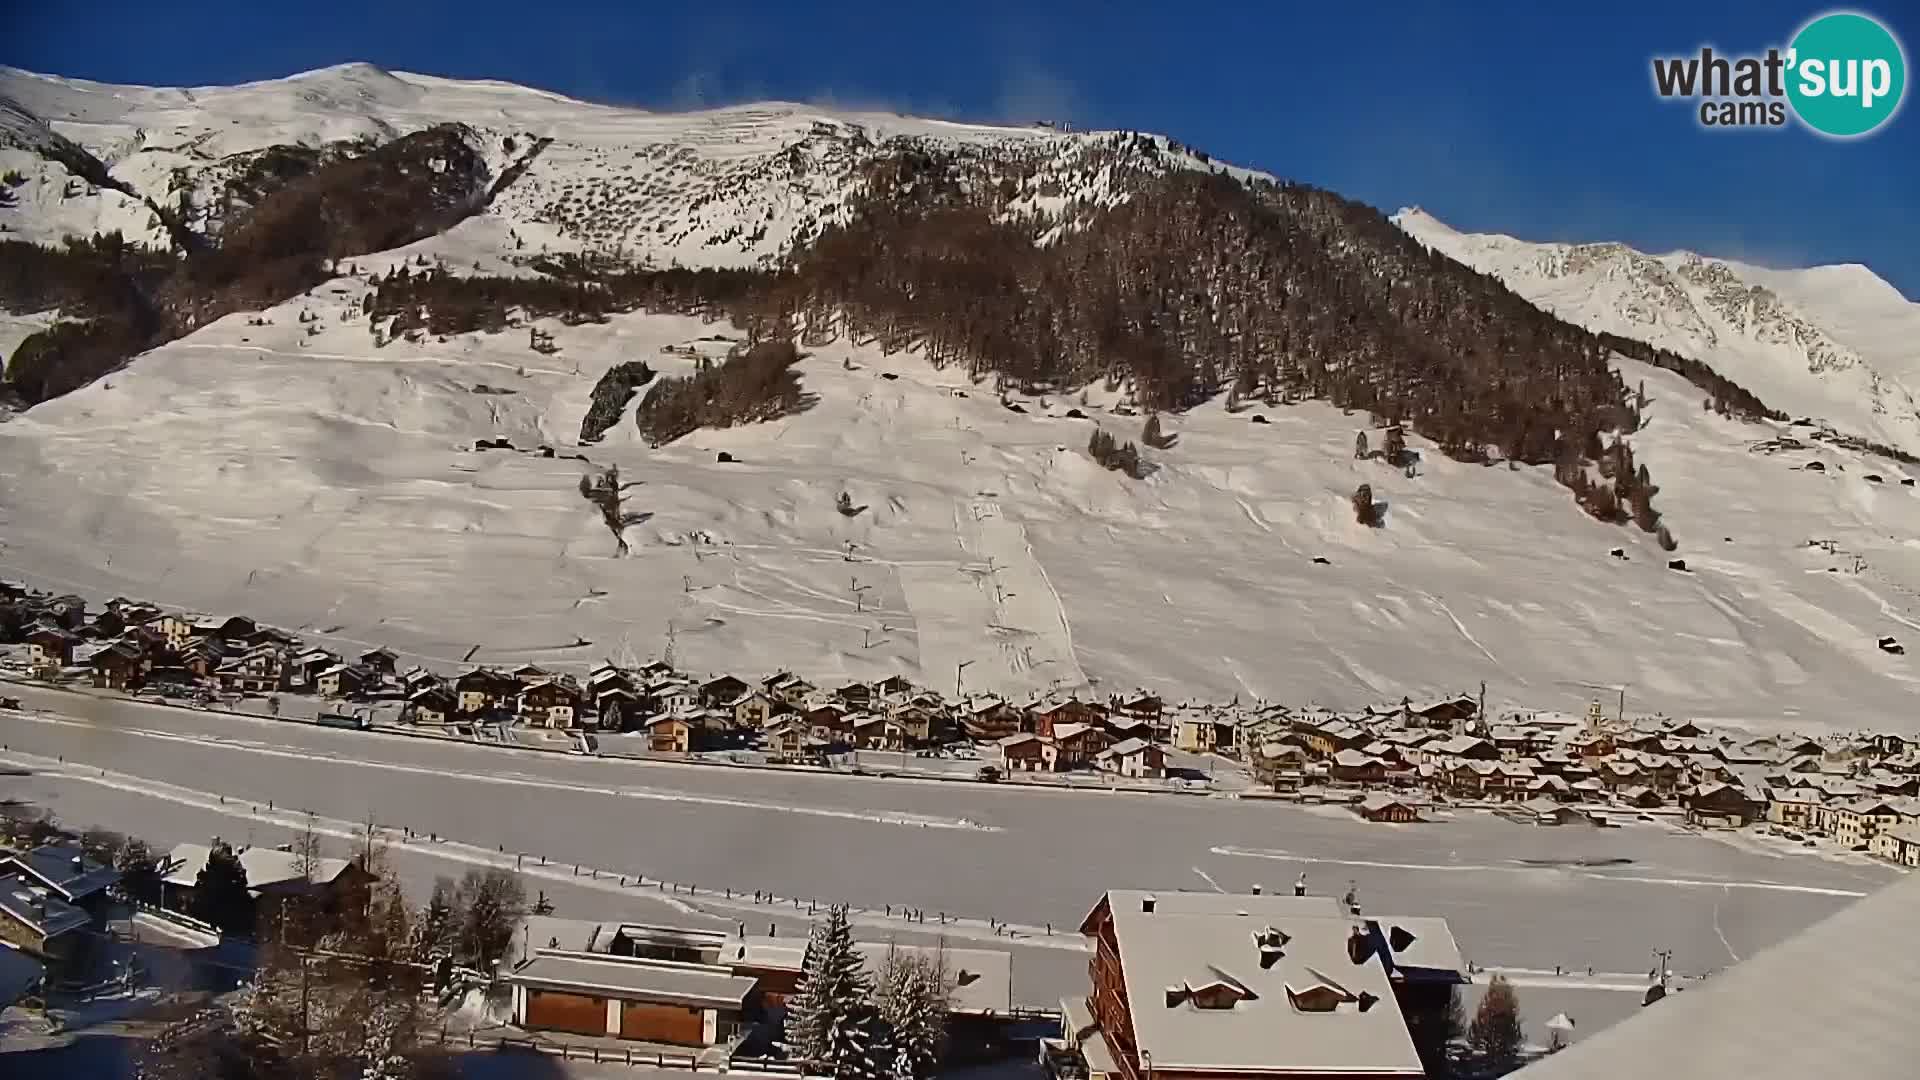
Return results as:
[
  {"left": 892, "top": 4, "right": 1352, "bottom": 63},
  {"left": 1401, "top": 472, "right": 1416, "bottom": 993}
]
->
[
  {"left": 872, "top": 674, "right": 915, "bottom": 702},
  {"left": 1868, "top": 773, "right": 1920, "bottom": 797},
  {"left": 0, "top": 874, "right": 93, "bottom": 982},
  {"left": 1767, "top": 787, "right": 1824, "bottom": 830},
  {"left": 1657, "top": 719, "right": 1707, "bottom": 740},
  {"left": 964, "top": 699, "right": 1025, "bottom": 741},
  {"left": 645, "top": 714, "right": 692, "bottom": 754},
  {"left": 519, "top": 679, "right": 584, "bottom": 729},
  {"left": 214, "top": 643, "right": 287, "bottom": 694},
  {"left": 24, "top": 625, "right": 79, "bottom": 672},
  {"left": 1073, "top": 890, "right": 1432, "bottom": 1080},
  {"left": 402, "top": 687, "right": 457, "bottom": 726},
  {"left": 833, "top": 682, "right": 875, "bottom": 710},
  {"left": 1525, "top": 774, "right": 1574, "bottom": 800},
  {"left": 1329, "top": 749, "right": 1389, "bottom": 785},
  {"left": 456, "top": 669, "right": 514, "bottom": 715},
  {"left": 647, "top": 678, "right": 699, "bottom": 715},
  {"left": 889, "top": 705, "right": 935, "bottom": 746},
  {"left": 0, "top": 844, "right": 121, "bottom": 924},
  {"left": 190, "top": 615, "right": 257, "bottom": 647},
  {"left": 1032, "top": 699, "right": 1107, "bottom": 739},
  {"left": 1829, "top": 796, "right": 1920, "bottom": 848},
  {"left": 730, "top": 689, "right": 776, "bottom": 729},
  {"left": 1684, "top": 783, "right": 1764, "bottom": 829},
  {"left": 1600, "top": 760, "right": 1647, "bottom": 789},
  {"left": 1253, "top": 741, "right": 1311, "bottom": 790},
  {"left": 286, "top": 648, "right": 339, "bottom": 691},
  {"left": 1405, "top": 694, "right": 1479, "bottom": 728},
  {"left": 161, "top": 842, "right": 373, "bottom": 925},
  {"left": 358, "top": 647, "right": 399, "bottom": 678},
  {"left": 1101, "top": 715, "right": 1153, "bottom": 744},
  {"left": 1051, "top": 723, "right": 1109, "bottom": 769},
  {"left": 89, "top": 640, "right": 147, "bottom": 690},
  {"left": 699, "top": 675, "right": 750, "bottom": 708},
  {"left": 83, "top": 608, "right": 129, "bottom": 640},
  {"left": 1110, "top": 692, "right": 1164, "bottom": 724},
  {"left": 999, "top": 733, "right": 1048, "bottom": 772},
  {"left": 37, "top": 595, "right": 87, "bottom": 630},
  {"left": 1346, "top": 792, "right": 1420, "bottom": 822},
  {"left": 1568, "top": 732, "right": 1615, "bottom": 760},
  {"left": 801, "top": 703, "right": 852, "bottom": 739},
  {"left": 1095, "top": 738, "right": 1167, "bottom": 780},
  {"left": 507, "top": 949, "right": 759, "bottom": 1046},
  {"left": 174, "top": 637, "right": 224, "bottom": 680},
  {"left": 763, "top": 672, "right": 814, "bottom": 708},
  {"left": 315, "top": 663, "right": 373, "bottom": 700},
  {"left": 1617, "top": 785, "right": 1663, "bottom": 809},
  {"left": 1488, "top": 725, "right": 1548, "bottom": 761},
  {"left": 763, "top": 718, "right": 825, "bottom": 763},
  {"left": 853, "top": 713, "right": 905, "bottom": 751},
  {"left": 595, "top": 686, "right": 642, "bottom": 731},
  {"left": 1425, "top": 734, "right": 1498, "bottom": 762},
  {"left": 1868, "top": 823, "right": 1920, "bottom": 867}
]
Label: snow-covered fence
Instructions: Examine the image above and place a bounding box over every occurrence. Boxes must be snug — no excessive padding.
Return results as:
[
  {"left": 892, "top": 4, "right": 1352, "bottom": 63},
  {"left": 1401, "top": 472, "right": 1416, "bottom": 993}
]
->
[
  {"left": 130, "top": 899, "right": 221, "bottom": 938},
  {"left": 423, "top": 1030, "right": 807, "bottom": 1072}
]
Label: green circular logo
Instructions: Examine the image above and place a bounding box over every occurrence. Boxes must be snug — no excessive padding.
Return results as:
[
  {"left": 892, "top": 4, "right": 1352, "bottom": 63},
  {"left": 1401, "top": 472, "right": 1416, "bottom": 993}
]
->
[{"left": 1787, "top": 12, "right": 1907, "bottom": 137}]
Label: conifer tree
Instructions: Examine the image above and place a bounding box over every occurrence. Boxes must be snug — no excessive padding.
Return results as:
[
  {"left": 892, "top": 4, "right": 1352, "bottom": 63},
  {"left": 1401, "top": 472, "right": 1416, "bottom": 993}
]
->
[
  {"left": 875, "top": 946, "right": 951, "bottom": 1080},
  {"left": 193, "top": 838, "right": 254, "bottom": 935},
  {"left": 1468, "top": 974, "right": 1525, "bottom": 1070},
  {"left": 785, "top": 905, "right": 880, "bottom": 1080}
]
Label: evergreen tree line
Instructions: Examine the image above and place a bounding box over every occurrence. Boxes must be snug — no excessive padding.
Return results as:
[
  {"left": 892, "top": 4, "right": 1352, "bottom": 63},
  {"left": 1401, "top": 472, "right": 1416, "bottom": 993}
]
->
[
  {"left": 1086, "top": 426, "right": 1147, "bottom": 478},
  {"left": 580, "top": 360, "right": 657, "bottom": 442},
  {"left": 634, "top": 339, "right": 815, "bottom": 446}
]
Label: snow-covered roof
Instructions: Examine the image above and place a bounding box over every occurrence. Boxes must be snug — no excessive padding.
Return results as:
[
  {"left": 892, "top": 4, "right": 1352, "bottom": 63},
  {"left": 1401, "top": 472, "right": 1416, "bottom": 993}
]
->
[
  {"left": 1099, "top": 903, "right": 1423, "bottom": 1075},
  {"left": 507, "top": 949, "right": 755, "bottom": 1007},
  {"left": 162, "top": 842, "right": 354, "bottom": 894},
  {"left": 1512, "top": 875, "right": 1920, "bottom": 1080},
  {"left": 0, "top": 874, "right": 89, "bottom": 938},
  {"left": 2, "top": 844, "right": 120, "bottom": 901}
]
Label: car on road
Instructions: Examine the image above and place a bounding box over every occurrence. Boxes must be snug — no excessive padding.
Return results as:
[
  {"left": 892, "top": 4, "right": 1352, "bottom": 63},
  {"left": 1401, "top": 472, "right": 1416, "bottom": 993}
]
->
[{"left": 976, "top": 765, "right": 1002, "bottom": 783}]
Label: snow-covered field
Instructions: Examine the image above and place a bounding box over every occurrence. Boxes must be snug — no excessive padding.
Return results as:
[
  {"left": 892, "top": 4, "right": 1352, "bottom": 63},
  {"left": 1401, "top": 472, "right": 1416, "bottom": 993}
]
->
[{"left": 0, "top": 689, "right": 1898, "bottom": 988}]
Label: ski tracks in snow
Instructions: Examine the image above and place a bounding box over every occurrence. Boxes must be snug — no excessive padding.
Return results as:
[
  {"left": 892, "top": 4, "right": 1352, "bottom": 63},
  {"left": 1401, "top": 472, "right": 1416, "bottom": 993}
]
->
[{"left": 1421, "top": 590, "right": 1499, "bottom": 667}]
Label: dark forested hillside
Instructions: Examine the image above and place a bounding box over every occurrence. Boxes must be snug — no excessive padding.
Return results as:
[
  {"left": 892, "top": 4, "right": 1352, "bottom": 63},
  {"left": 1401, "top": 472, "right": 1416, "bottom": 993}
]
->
[{"left": 2, "top": 125, "right": 489, "bottom": 405}]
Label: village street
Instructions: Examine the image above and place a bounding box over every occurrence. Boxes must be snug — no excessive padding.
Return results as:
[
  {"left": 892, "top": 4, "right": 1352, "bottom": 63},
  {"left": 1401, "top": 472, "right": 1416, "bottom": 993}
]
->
[{"left": 0, "top": 683, "right": 1899, "bottom": 1033}]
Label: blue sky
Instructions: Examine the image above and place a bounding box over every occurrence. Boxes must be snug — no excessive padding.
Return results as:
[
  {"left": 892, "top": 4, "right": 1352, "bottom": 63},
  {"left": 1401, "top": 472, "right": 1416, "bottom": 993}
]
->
[{"left": 10, "top": 1, "right": 1919, "bottom": 295}]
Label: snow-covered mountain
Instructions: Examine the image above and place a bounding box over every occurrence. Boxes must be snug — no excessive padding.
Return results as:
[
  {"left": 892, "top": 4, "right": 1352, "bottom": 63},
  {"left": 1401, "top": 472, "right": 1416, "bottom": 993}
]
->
[
  {"left": 1395, "top": 207, "right": 1920, "bottom": 459},
  {"left": 3, "top": 64, "right": 1919, "bottom": 732},
  {"left": 0, "top": 62, "right": 1243, "bottom": 268}
]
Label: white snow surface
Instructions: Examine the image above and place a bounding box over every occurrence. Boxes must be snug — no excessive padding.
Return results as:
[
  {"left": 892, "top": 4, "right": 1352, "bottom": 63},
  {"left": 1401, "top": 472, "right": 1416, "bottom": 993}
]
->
[
  {"left": 1395, "top": 207, "right": 1920, "bottom": 459},
  {"left": 4, "top": 279, "right": 1920, "bottom": 730},
  {"left": 1, "top": 67, "right": 1917, "bottom": 731}
]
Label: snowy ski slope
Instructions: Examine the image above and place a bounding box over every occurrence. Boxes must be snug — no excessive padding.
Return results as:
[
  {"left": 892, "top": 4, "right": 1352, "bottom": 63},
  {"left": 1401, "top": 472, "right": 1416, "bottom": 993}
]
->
[{"left": 2, "top": 66, "right": 1919, "bottom": 731}]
